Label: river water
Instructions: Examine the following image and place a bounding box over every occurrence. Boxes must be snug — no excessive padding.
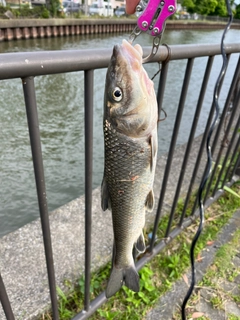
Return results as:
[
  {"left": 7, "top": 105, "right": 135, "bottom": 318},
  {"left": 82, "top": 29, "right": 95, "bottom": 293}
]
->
[{"left": 0, "top": 28, "right": 239, "bottom": 237}]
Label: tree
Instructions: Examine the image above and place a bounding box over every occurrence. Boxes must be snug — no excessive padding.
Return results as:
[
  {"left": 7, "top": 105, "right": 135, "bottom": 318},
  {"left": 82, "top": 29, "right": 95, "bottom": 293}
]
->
[
  {"left": 210, "top": 0, "right": 227, "bottom": 16},
  {"left": 235, "top": 4, "right": 240, "bottom": 19},
  {"left": 182, "top": 0, "right": 195, "bottom": 13},
  {"left": 49, "top": 0, "right": 60, "bottom": 17},
  {"left": 194, "top": 0, "right": 218, "bottom": 15}
]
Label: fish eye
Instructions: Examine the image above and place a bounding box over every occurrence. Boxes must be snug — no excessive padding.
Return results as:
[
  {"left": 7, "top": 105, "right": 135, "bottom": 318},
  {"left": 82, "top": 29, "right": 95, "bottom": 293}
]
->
[{"left": 112, "top": 87, "right": 123, "bottom": 102}]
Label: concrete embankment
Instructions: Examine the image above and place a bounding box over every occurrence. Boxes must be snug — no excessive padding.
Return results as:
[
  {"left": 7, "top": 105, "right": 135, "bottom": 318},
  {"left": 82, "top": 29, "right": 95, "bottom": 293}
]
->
[{"left": 0, "top": 18, "right": 239, "bottom": 41}]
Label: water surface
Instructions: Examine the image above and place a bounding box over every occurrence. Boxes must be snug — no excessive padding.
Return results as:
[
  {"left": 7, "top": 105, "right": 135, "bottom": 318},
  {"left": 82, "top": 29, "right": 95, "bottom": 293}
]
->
[{"left": 0, "top": 28, "right": 239, "bottom": 237}]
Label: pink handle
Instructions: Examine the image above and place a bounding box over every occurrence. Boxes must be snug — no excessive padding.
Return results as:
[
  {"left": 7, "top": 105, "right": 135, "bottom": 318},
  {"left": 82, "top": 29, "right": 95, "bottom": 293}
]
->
[{"left": 137, "top": 0, "right": 177, "bottom": 36}]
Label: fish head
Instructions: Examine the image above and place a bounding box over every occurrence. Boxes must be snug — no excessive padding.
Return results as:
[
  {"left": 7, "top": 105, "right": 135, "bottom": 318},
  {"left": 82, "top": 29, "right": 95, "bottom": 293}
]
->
[{"left": 104, "top": 39, "right": 158, "bottom": 138}]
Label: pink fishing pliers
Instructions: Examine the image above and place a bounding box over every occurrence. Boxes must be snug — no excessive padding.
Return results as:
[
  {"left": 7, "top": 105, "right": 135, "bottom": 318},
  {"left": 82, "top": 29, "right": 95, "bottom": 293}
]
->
[{"left": 130, "top": 0, "right": 177, "bottom": 62}]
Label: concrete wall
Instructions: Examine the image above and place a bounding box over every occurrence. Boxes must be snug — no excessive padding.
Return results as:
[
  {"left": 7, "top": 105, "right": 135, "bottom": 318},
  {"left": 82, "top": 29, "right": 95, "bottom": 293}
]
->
[
  {"left": 0, "top": 19, "right": 136, "bottom": 41},
  {"left": 0, "top": 19, "right": 239, "bottom": 41}
]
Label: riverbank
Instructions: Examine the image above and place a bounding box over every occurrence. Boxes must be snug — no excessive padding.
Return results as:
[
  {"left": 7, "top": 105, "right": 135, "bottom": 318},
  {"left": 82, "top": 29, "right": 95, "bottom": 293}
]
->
[{"left": 0, "top": 18, "right": 240, "bottom": 41}]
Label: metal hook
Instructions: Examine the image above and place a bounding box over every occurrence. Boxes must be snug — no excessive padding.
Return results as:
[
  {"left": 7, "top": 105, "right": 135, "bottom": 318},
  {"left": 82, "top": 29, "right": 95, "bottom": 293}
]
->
[
  {"left": 128, "top": 26, "right": 142, "bottom": 45},
  {"left": 143, "top": 35, "right": 162, "bottom": 63}
]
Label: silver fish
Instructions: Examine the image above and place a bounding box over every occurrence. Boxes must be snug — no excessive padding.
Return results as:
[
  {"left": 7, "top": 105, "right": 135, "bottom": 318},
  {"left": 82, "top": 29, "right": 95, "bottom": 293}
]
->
[{"left": 101, "top": 39, "right": 158, "bottom": 298}]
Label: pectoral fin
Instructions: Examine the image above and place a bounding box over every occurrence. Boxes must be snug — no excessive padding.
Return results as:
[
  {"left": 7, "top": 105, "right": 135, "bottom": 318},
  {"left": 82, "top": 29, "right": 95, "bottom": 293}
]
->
[
  {"left": 149, "top": 135, "right": 157, "bottom": 172},
  {"left": 145, "top": 189, "right": 154, "bottom": 211},
  {"left": 101, "top": 175, "right": 111, "bottom": 211}
]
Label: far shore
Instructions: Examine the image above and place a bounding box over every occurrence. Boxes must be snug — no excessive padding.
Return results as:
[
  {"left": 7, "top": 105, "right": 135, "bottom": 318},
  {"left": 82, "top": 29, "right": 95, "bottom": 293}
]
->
[
  {"left": 0, "top": 18, "right": 240, "bottom": 29},
  {"left": 0, "top": 18, "right": 239, "bottom": 42}
]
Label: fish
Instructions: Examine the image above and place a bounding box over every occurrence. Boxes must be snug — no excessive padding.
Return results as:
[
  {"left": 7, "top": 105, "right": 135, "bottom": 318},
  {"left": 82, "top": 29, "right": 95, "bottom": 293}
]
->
[{"left": 101, "top": 39, "right": 158, "bottom": 298}]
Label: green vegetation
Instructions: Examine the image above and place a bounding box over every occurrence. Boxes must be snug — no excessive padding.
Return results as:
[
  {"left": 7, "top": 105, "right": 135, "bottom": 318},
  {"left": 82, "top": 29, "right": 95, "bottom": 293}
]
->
[
  {"left": 235, "top": 4, "right": 240, "bottom": 19},
  {"left": 0, "top": 4, "right": 51, "bottom": 18},
  {"left": 0, "top": 0, "right": 63, "bottom": 19},
  {"left": 181, "top": 0, "right": 237, "bottom": 17},
  {"left": 40, "top": 182, "right": 240, "bottom": 320}
]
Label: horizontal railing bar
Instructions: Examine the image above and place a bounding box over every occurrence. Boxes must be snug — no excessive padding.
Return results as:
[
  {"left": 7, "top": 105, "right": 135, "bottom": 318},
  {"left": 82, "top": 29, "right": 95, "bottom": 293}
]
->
[{"left": 0, "top": 43, "right": 240, "bottom": 80}]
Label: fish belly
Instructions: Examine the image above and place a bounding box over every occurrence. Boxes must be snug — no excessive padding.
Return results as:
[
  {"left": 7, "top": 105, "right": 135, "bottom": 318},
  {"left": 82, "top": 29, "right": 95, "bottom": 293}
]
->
[{"left": 104, "top": 119, "right": 155, "bottom": 267}]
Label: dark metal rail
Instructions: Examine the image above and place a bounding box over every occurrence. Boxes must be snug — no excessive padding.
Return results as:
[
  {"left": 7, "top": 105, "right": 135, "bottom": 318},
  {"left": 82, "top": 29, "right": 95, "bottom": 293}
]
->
[{"left": 0, "top": 43, "right": 240, "bottom": 320}]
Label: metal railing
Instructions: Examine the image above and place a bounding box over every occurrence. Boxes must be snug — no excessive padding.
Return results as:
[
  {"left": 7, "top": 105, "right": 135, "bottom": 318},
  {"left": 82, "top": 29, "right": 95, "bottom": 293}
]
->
[{"left": 0, "top": 42, "right": 240, "bottom": 320}]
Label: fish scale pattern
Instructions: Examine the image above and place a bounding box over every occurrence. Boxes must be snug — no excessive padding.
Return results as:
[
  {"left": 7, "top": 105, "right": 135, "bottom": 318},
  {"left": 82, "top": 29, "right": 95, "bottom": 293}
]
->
[{"left": 104, "top": 119, "right": 154, "bottom": 267}]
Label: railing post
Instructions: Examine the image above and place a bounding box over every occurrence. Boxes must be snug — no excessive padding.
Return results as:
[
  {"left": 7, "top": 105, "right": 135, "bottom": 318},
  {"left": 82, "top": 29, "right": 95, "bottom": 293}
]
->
[
  {"left": 22, "top": 77, "right": 59, "bottom": 320},
  {"left": 84, "top": 70, "right": 94, "bottom": 312},
  {"left": 0, "top": 273, "right": 15, "bottom": 320}
]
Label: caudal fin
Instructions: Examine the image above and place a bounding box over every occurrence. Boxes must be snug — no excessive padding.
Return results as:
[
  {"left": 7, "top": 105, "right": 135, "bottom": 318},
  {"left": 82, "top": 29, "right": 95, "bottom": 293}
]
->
[{"left": 106, "top": 265, "right": 139, "bottom": 298}]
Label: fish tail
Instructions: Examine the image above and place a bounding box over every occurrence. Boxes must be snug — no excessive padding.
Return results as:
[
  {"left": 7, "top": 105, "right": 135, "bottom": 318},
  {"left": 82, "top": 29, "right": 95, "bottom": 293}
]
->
[
  {"left": 124, "top": 265, "right": 140, "bottom": 293},
  {"left": 106, "top": 264, "right": 139, "bottom": 298}
]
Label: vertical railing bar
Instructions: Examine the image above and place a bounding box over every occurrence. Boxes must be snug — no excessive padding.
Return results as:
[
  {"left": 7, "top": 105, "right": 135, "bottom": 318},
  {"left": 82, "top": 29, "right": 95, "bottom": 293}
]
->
[
  {"left": 222, "top": 135, "right": 240, "bottom": 185},
  {"left": 22, "top": 77, "right": 59, "bottom": 320},
  {"left": 213, "top": 112, "right": 240, "bottom": 194},
  {"left": 156, "top": 60, "right": 169, "bottom": 120},
  {"left": 164, "top": 58, "right": 195, "bottom": 237},
  {"left": 163, "top": 56, "right": 215, "bottom": 228},
  {"left": 149, "top": 58, "right": 194, "bottom": 251},
  {"left": 204, "top": 100, "right": 239, "bottom": 201},
  {"left": 204, "top": 89, "right": 239, "bottom": 200},
  {"left": 211, "top": 87, "right": 240, "bottom": 195},
  {"left": 0, "top": 273, "right": 15, "bottom": 320},
  {"left": 179, "top": 56, "right": 215, "bottom": 225},
  {"left": 191, "top": 54, "right": 230, "bottom": 215},
  {"left": 231, "top": 150, "right": 240, "bottom": 178},
  {"left": 210, "top": 55, "right": 240, "bottom": 157},
  {"left": 83, "top": 70, "right": 94, "bottom": 312},
  {"left": 203, "top": 55, "right": 240, "bottom": 200}
]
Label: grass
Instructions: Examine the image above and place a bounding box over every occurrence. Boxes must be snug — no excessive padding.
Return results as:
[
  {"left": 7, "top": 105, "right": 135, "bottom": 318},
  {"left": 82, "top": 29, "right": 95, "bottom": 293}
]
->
[
  {"left": 173, "top": 224, "right": 240, "bottom": 319},
  {"left": 39, "top": 181, "right": 240, "bottom": 320}
]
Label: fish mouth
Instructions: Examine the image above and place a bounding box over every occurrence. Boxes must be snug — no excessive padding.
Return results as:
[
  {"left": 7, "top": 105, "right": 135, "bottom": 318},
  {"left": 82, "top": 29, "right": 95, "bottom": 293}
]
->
[{"left": 113, "top": 40, "right": 143, "bottom": 71}]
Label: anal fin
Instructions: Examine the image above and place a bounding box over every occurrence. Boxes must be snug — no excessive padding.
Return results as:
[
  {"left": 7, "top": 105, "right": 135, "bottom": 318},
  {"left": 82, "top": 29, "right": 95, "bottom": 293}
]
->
[{"left": 135, "top": 232, "right": 146, "bottom": 253}]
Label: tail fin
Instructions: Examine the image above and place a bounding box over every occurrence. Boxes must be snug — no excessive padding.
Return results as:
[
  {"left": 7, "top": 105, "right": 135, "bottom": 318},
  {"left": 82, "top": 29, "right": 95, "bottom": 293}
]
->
[{"left": 106, "top": 265, "right": 139, "bottom": 298}]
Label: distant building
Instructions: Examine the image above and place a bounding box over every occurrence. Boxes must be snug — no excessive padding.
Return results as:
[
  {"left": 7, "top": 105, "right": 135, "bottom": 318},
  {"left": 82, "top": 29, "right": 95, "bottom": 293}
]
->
[
  {"left": 110, "top": 0, "right": 125, "bottom": 9},
  {"left": 5, "top": 0, "right": 32, "bottom": 5},
  {"left": 87, "top": 0, "right": 125, "bottom": 10}
]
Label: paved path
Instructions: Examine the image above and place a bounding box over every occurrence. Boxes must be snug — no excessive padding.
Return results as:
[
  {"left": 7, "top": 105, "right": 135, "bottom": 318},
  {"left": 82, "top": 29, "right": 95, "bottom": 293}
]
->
[{"left": 146, "top": 209, "right": 240, "bottom": 320}]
